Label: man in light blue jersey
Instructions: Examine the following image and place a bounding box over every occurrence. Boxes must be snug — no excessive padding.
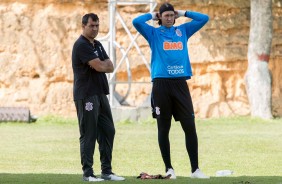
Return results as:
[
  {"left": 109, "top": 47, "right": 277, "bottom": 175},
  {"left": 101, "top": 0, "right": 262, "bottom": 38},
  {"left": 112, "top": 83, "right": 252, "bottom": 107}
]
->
[{"left": 133, "top": 3, "right": 210, "bottom": 179}]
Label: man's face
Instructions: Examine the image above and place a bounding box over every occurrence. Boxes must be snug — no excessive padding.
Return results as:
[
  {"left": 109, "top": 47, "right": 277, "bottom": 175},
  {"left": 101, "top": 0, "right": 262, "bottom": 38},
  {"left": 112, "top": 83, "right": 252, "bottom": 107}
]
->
[
  {"left": 160, "top": 11, "right": 175, "bottom": 28},
  {"left": 83, "top": 18, "right": 99, "bottom": 40}
]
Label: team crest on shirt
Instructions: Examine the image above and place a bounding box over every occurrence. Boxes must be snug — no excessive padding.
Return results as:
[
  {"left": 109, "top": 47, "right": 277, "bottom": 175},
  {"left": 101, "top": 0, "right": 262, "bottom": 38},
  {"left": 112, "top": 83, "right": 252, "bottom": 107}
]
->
[
  {"left": 155, "top": 106, "right": 160, "bottom": 115},
  {"left": 175, "top": 29, "right": 182, "bottom": 37},
  {"left": 85, "top": 102, "right": 93, "bottom": 111}
]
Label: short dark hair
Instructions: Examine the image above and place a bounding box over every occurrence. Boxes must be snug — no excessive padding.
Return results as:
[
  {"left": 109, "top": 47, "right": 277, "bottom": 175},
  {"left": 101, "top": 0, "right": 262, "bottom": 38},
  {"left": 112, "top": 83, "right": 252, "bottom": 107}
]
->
[{"left": 82, "top": 13, "right": 99, "bottom": 25}]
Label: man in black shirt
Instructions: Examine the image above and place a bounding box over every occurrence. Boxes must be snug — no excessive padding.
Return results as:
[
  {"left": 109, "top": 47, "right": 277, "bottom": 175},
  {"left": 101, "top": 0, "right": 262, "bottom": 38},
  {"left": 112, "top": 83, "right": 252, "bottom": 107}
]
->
[{"left": 72, "top": 13, "right": 125, "bottom": 182}]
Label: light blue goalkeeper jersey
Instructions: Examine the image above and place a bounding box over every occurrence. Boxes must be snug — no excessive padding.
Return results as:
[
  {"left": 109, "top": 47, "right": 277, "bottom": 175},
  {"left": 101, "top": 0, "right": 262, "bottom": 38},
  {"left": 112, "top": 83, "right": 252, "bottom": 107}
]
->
[{"left": 132, "top": 11, "right": 209, "bottom": 80}]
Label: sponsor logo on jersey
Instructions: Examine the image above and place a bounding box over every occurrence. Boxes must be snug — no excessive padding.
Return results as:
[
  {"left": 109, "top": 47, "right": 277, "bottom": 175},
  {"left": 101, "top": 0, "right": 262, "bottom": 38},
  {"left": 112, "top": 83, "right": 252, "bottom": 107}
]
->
[
  {"left": 94, "top": 50, "right": 98, "bottom": 56},
  {"left": 163, "top": 41, "right": 183, "bottom": 50},
  {"left": 167, "top": 65, "right": 184, "bottom": 75}
]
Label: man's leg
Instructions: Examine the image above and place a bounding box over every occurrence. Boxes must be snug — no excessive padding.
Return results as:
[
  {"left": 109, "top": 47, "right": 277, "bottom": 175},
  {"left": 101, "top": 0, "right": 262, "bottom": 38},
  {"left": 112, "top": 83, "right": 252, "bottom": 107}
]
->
[
  {"left": 170, "top": 80, "right": 199, "bottom": 172},
  {"left": 157, "top": 117, "right": 173, "bottom": 171},
  {"left": 98, "top": 95, "right": 125, "bottom": 181},
  {"left": 75, "top": 96, "right": 100, "bottom": 177},
  {"left": 179, "top": 118, "right": 199, "bottom": 173},
  {"left": 151, "top": 79, "right": 174, "bottom": 172},
  {"left": 97, "top": 95, "right": 115, "bottom": 175},
  {"left": 181, "top": 118, "right": 210, "bottom": 179}
]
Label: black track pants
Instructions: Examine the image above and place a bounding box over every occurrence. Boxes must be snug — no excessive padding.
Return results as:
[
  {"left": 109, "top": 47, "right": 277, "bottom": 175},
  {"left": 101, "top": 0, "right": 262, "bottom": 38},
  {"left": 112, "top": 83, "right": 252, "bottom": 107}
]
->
[{"left": 75, "top": 95, "right": 115, "bottom": 176}]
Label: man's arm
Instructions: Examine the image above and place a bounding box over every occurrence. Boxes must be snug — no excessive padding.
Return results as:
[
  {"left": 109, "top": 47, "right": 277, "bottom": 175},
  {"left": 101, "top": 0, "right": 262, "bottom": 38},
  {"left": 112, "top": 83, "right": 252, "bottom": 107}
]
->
[
  {"left": 179, "top": 11, "right": 209, "bottom": 38},
  {"left": 132, "top": 13, "right": 154, "bottom": 41},
  {"left": 88, "top": 58, "right": 114, "bottom": 73}
]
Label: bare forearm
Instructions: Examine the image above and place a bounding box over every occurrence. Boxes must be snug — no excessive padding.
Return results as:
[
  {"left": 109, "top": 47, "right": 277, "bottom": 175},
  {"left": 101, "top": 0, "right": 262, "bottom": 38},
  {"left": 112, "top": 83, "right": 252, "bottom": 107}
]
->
[
  {"left": 102, "top": 59, "right": 114, "bottom": 73},
  {"left": 88, "top": 59, "right": 114, "bottom": 73}
]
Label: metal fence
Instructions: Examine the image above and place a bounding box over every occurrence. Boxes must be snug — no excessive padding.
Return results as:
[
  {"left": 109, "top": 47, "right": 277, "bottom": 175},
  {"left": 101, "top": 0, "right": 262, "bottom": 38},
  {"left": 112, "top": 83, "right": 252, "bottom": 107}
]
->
[{"left": 98, "top": 0, "right": 157, "bottom": 107}]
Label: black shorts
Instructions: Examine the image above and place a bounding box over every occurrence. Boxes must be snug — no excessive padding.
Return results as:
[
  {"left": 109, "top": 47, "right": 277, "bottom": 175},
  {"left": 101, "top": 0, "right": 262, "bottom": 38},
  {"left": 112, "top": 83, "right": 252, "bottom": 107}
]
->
[{"left": 151, "top": 78, "right": 194, "bottom": 121}]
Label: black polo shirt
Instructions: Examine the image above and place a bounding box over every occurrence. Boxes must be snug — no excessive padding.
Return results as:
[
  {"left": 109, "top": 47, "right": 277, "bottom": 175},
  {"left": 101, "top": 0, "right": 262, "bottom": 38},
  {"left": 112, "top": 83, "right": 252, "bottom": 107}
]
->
[{"left": 72, "top": 35, "right": 110, "bottom": 101}]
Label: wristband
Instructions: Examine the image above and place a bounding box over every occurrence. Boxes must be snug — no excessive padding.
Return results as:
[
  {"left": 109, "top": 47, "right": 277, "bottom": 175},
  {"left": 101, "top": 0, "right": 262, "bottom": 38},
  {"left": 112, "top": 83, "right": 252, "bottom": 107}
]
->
[
  {"left": 150, "top": 12, "right": 159, "bottom": 20},
  {"left": 177, "top": 10, "right": 186, "bottom": 17}
]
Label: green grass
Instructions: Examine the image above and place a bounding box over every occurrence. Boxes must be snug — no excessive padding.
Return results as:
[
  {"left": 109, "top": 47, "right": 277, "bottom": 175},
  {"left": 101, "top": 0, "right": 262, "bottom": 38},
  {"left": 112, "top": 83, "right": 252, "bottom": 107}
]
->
[{"left": 0, "top": 116, "right": 282, "bottom": 184}]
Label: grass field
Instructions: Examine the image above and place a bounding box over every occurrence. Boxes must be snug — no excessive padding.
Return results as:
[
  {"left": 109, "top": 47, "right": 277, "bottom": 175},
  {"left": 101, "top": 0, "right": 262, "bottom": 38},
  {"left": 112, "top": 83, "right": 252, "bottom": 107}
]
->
[{"left": 0, "top": 116, "right": 282, "bottom": 184}]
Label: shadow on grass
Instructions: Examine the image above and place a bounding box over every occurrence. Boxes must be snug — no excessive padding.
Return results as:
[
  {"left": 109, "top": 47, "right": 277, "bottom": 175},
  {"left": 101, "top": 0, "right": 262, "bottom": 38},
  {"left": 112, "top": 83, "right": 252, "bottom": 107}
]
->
[{"left": 0, "top": 174, "right": 282, "bottom": 184}]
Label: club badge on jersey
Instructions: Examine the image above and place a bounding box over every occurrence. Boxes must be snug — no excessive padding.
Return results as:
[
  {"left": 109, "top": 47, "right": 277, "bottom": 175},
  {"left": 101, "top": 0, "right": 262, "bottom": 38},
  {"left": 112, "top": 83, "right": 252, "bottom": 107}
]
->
[
  {"left": 175, "top": 29, "right": 182, "bottom": 37},
  {"left": 155, "top": 107, "right": 160, "bottom": 115},
  {"left": 85, "top": 102, "right": 93, "bottom": 111}
]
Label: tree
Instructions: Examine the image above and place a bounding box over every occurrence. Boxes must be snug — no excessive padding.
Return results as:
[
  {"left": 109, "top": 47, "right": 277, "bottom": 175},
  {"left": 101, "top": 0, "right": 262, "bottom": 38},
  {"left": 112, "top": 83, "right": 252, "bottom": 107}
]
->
[{"left": 245, "top": 0, "right": 273, "bottom": 119}]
